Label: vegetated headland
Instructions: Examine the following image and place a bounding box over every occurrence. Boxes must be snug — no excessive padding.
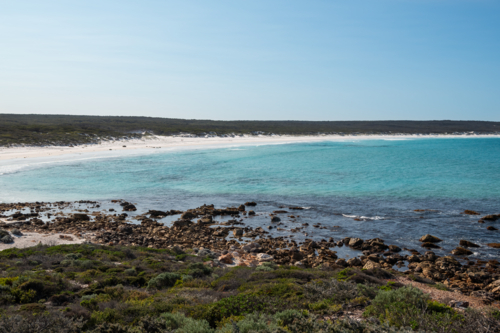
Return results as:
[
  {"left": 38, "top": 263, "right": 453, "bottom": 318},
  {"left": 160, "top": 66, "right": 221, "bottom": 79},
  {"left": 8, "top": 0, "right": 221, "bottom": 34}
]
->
[
  {"left": 1, "top": 114, "right": 499, "bottom": 147},
  {"left": 0, "top": 201, "right": 500, "bottom": 332}
]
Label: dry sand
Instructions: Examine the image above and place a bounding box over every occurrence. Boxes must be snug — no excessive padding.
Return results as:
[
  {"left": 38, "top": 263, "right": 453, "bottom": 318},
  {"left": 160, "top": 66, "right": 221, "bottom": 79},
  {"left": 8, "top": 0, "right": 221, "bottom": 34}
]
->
[
  {"left": 0, "top": 232, "right": 86, "bottom": 251},
  {"left": 1, "top": 134, "right": 498, "bottom": 162}
]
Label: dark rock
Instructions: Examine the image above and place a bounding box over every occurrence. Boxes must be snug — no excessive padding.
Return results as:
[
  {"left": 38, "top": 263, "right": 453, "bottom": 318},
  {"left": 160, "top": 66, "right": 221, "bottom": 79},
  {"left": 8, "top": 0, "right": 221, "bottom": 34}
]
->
[
  {"left": 451, "top": 247, "right": 473, "bottom": 256},
  {"left": 172, "top": 220, "right": 193, "bottom": 228},
  {"left": 487, "top": 226, "right": 498, "bottom": 231},
  {"left": 389, "top": 245, "right": 401, "bottom": 252},
  {"left": 238, "top": 205, "right": 245, "bottom": 211},
  {"left": 118, "top": 225, "right": 133, "bottom": 234},
  {"left": 271, "top": 216, "right": 281, "bottom": 222},
  {"left": 459, "top": 240, "right": 480, "bottom": 248},
  {"left": 123, "top": 204, "right": 137, "bottom": 212},
  {"left": 248, "top": 210, "right": 255, "bottom": 216},
  {"left": 487, "top": 243, "right": 500, "bottom": 248},
  {"left": 421, "top": 242, "right": 441, "bottom": 249},
  {"left": 73, "top": 213, "right": 90, "bottom": 221},
  {"left": 245, "top": 202, "right": 257, "bottom": 206},
  {"left": 181, "top": 211, "right": 197, "bottom": 220}
]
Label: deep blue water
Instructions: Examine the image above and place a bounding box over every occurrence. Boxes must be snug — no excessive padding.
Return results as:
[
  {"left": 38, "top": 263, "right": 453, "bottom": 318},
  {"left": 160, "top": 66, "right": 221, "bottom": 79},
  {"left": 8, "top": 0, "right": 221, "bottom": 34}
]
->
[{"left": 1, "top": 138, "right": 499, "bottom": 259}]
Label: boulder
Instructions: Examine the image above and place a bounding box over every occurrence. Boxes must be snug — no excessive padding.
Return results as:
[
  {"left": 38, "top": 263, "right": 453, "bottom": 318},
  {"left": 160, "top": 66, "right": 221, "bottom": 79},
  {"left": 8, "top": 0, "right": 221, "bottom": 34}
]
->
[
  {"left": 248, "top": 210, "right": 256, "bottom": 216},
  {"left": 219, "top": 254, "right": 234, "bottom": 264},
  {"left": 388, "top": 245, "right": 401, "bottom": 252},
  {"left": 482, "top": 214, "right": 500, "bottom": 221},
  {"left": 238, "top": 205, "right": 246, "bottom": 211},
  {"left": 73, "top": 213, "right": 90, "bottom": 221},
  {"left": 233, "top": 229, "right": 243, "bottom": 237},
  {"left": 419, "top": 234, "right": 442, "bottom": 243},
  {"left": 363, "top": 261, "right": 381, "bottom": 270},
  {"left": 451, "top": 247, "right": 473, "bottom": 256},
  {"left": 271, "top": 216, "right": 281, "bottom": 222},
  {"left": 421, "top": 242, "right": 441, "bottom": 249},
  {"left": 245, "top": 202, "right": 257, "bottom": 206},
  {"left": 487, "top": 243, "right": 500, "bottom": 248},
  {"left": 118, "top": 225, "right": 133, "bottom": 234},
  {"left": 348, "top": 238, "right": 363, "bottom": 248},
  {"left": 459, "top": 240, "right": 480, "bottom": 248},
  {"left": 122, "top": 204, "right": 137, "bottom": 211},
  {"left": 347, "top": 257, "right": 362, "bottom": 267},
  {"left": 172, "top": 219, "right": 193, "bottom": 228},
  {"left": 181, "top": 211, "right": 197, "bottom": 220},
  {"left": 256, "top": 253, "right": 273, "bottom": 261},
  {"left": 336, "top": 259, "right": 347, "bottom": 267},
  {"left": 487, "top": 226, "right": 498, "bottom": 231}
]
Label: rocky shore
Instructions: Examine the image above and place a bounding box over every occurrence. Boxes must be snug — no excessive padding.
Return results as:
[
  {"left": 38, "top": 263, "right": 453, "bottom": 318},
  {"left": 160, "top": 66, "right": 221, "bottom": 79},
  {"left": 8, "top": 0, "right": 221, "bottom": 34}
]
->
[{"left": 1, "top": 200, "right": 500, "bottom": 307}]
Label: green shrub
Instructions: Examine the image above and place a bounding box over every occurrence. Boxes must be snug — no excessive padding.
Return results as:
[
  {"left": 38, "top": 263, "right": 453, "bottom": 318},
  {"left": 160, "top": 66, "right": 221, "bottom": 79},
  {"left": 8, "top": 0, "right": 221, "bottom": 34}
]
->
[
  {"left": 147, "top": 272, "right": 181, "bottom": 290},
  {"left": 160, "top": 312, "right": 214, "bottom": 333},
  {"left": 217, "top": 313, "right": 280, "bottom": 333}
]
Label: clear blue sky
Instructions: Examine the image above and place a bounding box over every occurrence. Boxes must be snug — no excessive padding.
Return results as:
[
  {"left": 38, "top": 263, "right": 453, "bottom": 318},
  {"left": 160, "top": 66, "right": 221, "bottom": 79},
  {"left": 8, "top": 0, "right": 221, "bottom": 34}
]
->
[{"left": 1, "top": 0, "right": 499, "bottom": 120}]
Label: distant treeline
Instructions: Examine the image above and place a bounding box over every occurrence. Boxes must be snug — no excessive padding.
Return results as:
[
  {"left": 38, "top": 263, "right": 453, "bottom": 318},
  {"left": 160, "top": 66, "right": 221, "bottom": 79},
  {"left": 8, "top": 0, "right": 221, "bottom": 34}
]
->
[{"left": 0, "top": 114, "right": 499, "bottom": 146}]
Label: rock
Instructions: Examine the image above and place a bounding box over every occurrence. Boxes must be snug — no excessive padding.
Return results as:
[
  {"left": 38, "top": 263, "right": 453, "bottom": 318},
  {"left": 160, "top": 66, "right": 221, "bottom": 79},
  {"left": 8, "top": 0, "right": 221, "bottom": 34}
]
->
[
  {"left": 171, "top": 245, "right": 185, "bottom": 254},
  {"left": 181, "top": 211, "right": 197, "bottom": 220},
  {"left": 256, "top": 253, "right": 273, "bottom": 261},
  {"left": 407, "top": 255, "right": 421, "bottom": 263},
  {"left": 219, "top": 254, "right": 234, "bottom": 264},
  {"left": 421, "top": 242, "right": 441, "bottom": 249},
  {"left": 451, "top": 247, "right": 473, "bottom": 256},
  {"left": 462, "top": 210, "right": 479, "bottom": 215},
  {"left": 245, "top": 202, "right": 257, "bottom": 206},
  {"left": 486, "top": 279, "right": 500, "bottom": 291},
  {"left": 389, "top": 245, "right": 401, "bottom": 252},
  {"left": 348, "top": 238, "right": 364, "bottom": 248},
  {"left": 459, "top": 240, "right": 480, "bottom": 248},
  {"left": 10, "top": 228, "right": 22, "bottom": 236},
  {"left": 363, "top": 261, "right": 381, "bottom": 270},
  {"left": 0, "top": 235, "right": 13, "bottom": 243},
  {"left": 172, "top": 220, "right": 193, "bottom": 228},
  {"left": 482, "top": 214, "right": 500, "bottom": 221},
  {"left": 118, "top": 225, "right": 133, "bottom": 234},
  {"left": 122, "top": 204, "right": 137, "bottom": 212},
  {"left": 233, "top": 229, "right": 243, "bottom": 237},
  {"left": 419, "top": 234, "right": 442, "bottom": 243},
  {"left": 238, "top": 205, "right": 246, "bottom": 211},
  {"left": 487, "top": 243, "right": 500, "bottom": 248},
  {"left": 347, "top": 258, "right": 362, "bottom": 267},
  {"left": 271, "top": 216, "right": 281, "bottom": 222},
  {"left": 198, "top": 216, "right": 213, "bottom": 224},
  {"left": 73, "top": 213, "right": 90, "bottom": 221},
  {"left": 336, "top": 259, "right": 347, "bottom": 267},
  {"left": 248, "top": 210, "right": 256, "bottom": 216},
  {"left": 487, "top": 226, "right": 498, "bottom": 231}
]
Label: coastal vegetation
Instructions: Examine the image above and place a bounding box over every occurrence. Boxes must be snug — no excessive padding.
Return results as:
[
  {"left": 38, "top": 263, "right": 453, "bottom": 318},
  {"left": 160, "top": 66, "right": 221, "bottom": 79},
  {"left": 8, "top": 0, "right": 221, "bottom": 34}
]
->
[
  {"left": 1, "top": 114, "right": 499, "bottom": 146},
  {"left": 0, "top": 243, "right": 498, "bottom": 333}
]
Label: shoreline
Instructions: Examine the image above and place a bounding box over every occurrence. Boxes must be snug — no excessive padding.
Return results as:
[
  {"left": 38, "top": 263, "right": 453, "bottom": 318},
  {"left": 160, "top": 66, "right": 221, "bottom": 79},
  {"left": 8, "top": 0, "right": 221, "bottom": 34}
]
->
[{"left": 1, "top": 133, "right": 499, "bottom": 162}]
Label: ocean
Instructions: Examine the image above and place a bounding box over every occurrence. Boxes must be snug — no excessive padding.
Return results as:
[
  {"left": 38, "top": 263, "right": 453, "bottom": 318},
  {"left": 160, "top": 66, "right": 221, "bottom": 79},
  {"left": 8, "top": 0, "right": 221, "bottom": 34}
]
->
[{"left": 1, "top": 137, "right": 499, "bottom": 259}]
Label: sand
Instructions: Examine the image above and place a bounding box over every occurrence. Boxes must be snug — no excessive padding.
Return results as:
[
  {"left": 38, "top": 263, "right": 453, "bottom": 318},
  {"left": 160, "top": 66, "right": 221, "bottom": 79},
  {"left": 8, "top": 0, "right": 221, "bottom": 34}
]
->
[
  {"left": 1, "top": 133, "right": 498, "bottom": 162},
  {"left": 0, "top": 232, "right": 86, "bottom": 250}
]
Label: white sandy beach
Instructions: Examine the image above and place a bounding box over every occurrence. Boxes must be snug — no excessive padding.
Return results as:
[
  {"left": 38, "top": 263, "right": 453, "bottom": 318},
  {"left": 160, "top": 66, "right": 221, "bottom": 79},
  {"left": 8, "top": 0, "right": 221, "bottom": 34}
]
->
[{"left": 1, "top": 133, "right": 498, "bottom": 162}]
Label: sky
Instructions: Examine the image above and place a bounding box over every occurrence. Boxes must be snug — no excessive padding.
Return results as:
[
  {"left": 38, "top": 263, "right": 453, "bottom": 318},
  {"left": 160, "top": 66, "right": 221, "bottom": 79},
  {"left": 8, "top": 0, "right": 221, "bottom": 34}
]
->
[{"left": 0, "top": 1, "right": 499, "bottom": 121}]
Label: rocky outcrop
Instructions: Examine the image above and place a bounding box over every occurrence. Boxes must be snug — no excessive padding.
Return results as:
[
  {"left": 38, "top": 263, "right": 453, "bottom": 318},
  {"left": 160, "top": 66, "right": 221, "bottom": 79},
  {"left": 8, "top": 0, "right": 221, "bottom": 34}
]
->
[{"left": 419, "top": 234, "right": 442, "bottom": 243}]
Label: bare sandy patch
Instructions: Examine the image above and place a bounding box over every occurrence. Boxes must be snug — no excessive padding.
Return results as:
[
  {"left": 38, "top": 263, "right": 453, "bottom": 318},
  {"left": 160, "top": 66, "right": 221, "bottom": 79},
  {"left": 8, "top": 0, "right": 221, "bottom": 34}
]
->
[{"left": 0, "top": 231, "right": 85, "bottom": 251}]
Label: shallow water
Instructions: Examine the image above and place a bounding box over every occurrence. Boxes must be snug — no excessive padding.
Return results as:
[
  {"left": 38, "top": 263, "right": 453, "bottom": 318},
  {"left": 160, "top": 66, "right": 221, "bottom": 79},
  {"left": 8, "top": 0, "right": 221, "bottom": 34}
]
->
[{"left": 1, "top": 138, "right": 499, "bottom": 259}]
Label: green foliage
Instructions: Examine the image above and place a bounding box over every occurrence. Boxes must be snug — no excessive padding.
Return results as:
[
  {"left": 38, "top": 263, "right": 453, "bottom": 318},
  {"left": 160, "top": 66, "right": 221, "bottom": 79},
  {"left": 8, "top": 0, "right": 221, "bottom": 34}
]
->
[{"left": 147, "top": 272, "right": 181, "bottom": 290}]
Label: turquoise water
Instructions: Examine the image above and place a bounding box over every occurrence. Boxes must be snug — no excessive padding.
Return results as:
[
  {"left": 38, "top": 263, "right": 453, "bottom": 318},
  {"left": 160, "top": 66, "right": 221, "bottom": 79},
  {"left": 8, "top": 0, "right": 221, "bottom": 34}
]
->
[{"left": 1, "top": 138, "right": 499, "bottom": 258}]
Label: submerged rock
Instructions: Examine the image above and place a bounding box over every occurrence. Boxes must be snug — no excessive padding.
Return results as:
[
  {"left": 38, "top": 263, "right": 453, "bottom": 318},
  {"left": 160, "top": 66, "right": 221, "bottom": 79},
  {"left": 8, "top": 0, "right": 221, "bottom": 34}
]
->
[{"left": 459, "top": 240, "right": 480, "bottom": 248}]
